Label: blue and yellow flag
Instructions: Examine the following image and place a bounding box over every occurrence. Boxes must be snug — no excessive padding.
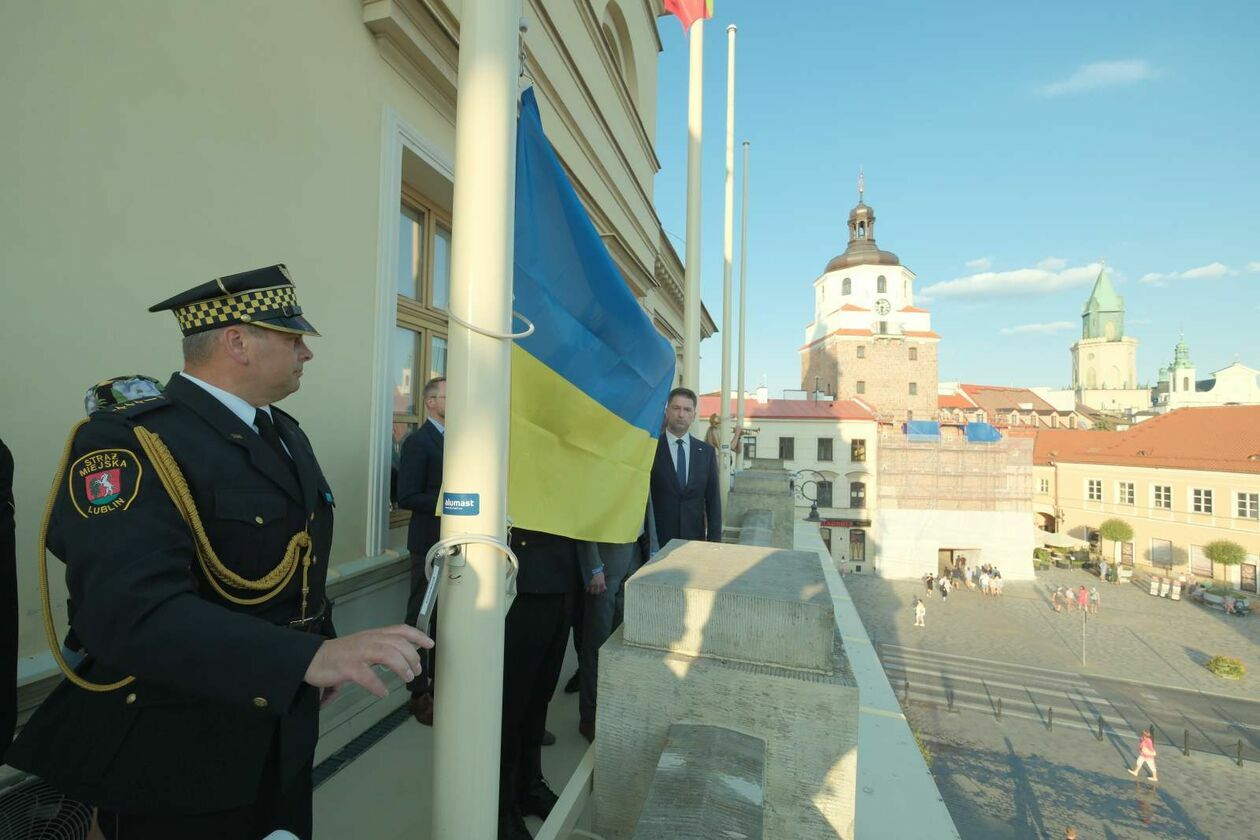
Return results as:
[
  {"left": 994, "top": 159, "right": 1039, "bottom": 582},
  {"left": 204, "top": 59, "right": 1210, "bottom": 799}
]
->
[{"left": 509, "top": 89, "right": 676, "bottom": 543}]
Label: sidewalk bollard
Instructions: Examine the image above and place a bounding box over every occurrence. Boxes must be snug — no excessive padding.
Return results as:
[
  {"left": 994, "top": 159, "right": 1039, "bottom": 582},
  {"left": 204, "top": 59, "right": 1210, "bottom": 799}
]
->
[
  {"left": 1097, "top": 716, "right": 1104, "bottom": 741},
  {"left": 903, "top": 679, "right": 909, "bottom": 704},
  {"left": 1184, "top": 729, "right": 1189, "bottom": 757},
  {"left": 997, "top": 697, "right": 1002, "bottom": 720},
  {"left": 947, "top": 691, "right": 954, "bottom": 713},
  {"left": 1238, "top": 740, "right": 1244, "bottom": 767},
  {"left": 1048, "top": 707, "right": 1054, "bottom": 731}
]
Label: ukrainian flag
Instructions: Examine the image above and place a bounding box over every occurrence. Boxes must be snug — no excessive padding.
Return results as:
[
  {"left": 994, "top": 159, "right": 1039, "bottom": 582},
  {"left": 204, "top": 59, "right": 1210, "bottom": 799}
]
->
[{"left": 509, "top": 89, "right": 676, "bottom": 543}]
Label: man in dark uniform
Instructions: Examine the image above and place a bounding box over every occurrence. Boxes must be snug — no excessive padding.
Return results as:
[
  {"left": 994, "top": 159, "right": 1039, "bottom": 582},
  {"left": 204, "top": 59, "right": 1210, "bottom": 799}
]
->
[
  {"left": 498, "top": 528, "right": 589, "bottom": 840},
  {"left": 7, "top": 265, "right": 431, "bottom": 839}
]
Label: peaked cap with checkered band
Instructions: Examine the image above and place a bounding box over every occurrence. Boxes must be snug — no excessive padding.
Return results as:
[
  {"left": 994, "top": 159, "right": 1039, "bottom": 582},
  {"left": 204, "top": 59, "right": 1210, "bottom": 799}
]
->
[{"left": 148, "top": 264, "right": 319, "bottom": 337}]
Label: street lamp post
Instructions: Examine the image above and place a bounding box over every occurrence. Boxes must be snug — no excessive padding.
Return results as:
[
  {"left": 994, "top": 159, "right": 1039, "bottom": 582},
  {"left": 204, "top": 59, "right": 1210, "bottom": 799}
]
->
[{"left": 793, "top": 469, "right": 825, "bottom": 522}]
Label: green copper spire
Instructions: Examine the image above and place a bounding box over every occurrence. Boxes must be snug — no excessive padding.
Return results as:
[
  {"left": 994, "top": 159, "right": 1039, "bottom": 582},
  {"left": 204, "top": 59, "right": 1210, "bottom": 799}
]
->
[
  {"left": 1081, "top": 261, "right": 1125, "bottom": 340},
  {"left": 1172, "top": 334, "right": 1193, "bottom": 369}
]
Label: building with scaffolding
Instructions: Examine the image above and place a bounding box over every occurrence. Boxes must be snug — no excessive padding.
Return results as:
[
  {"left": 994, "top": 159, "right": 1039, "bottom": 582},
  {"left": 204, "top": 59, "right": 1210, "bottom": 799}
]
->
[{"left": 875, "top": 427, "right": 1036, "bottom": 579}]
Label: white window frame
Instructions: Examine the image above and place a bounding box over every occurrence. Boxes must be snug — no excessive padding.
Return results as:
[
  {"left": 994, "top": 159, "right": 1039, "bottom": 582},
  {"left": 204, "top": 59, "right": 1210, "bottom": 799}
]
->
[
  {"left": 1117, "top": 481, "right": 1135, "bottom": 506},
  {"left": 368, "top": 108, "right": 455, "bottom": 556},
  {"left": 1039, "top": 478, "right": 1050, "bottom": 494},
  {"left": 1191, "top": 487, "right": 1214, "bottom": 515},
  {"left": 1237, "top": 490, "right": 1260, "bottom": 520},
  {"left": 1087, "top": 478, "right": 1103, "bottom": 502},
  {"left": 1152, "top": 484, "right": 1172, "bottom": 510}
]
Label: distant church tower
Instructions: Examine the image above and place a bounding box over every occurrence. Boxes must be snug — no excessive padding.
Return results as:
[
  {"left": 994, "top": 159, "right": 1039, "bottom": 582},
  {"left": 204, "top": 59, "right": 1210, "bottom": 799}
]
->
[
  {"left": 1071, "top": 263, "right": 1138, "bottom": 392},
  {"left": 800, "top": 173, "right": 939, "bottom": 419}
]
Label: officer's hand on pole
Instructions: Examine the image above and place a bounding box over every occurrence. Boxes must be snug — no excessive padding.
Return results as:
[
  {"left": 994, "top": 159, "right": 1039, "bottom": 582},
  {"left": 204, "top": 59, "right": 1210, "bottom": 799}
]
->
[{"left": 303, "top": 625, "right": 434, "bottom": 699}]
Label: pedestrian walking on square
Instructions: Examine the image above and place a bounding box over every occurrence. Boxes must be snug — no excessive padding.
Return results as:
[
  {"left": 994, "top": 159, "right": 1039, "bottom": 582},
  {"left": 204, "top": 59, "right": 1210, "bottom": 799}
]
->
[
  {"left": 1128, "top": 728, "right": 1158, "bottom": 782},
  {"left": 1077, "top": 585, "right": 1088, "bottom": 612},
  {"left": 1089, "top": 586, "right": 1100, "bottom": 615},
  {"left": 1065, "top": 828, "right": 1078, "bottom": 839},
  {"left": 925, "top": 573, "right": 935, "bottom": 598},
  {"left": 914, "top": 597, "right": 926, "bottom": 627},
  {"left": 1064, "top": 585, "right": 1075, "bottom": 612},
  {"left": 1051, "top": 586, "right": 1062, "bottom": 612},
  {"left": 940, "top": 577, "right": 950, "bottom": 602},
  {"left": 1100, "top": 559, "right": 1108, "bottom": 582},
  {"left": 993, "top": 570, "right": 1003, "bottom": 596}
]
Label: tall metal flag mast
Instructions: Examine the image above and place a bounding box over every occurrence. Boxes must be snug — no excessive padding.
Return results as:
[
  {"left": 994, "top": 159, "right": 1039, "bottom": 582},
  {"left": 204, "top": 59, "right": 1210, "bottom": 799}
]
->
[
  {"left": 718, "top": 23, "right": 737, "bottom": 502},
  {"left": 736, "top": 139, "right": 749, "bottom": 469},
  {"left": 432, "top": 1, "right": 520, "bottom": 837},
  {"left": 666, "top": 0, "right": 714, "bottom": 390}
]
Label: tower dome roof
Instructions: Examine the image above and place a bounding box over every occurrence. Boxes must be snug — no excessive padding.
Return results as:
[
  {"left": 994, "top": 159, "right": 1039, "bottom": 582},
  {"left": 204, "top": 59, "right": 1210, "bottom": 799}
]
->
[{"left": 824, "top": 184, "right": 901, "bottom": 273}]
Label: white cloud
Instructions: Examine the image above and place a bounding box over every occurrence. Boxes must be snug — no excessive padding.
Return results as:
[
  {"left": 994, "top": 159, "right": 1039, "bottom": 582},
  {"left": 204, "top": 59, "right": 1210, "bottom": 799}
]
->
[
  {"left": 1000, "top": 321, "right": 1074, "bottom": 336},
  {"left": 1037, "top": 257, "right": 1068, "bottom": 271},
  {"left": 1246, "top": 261, "right": 1260, "bottom": 273},
  {"left": 919, "top": 261, "right": 1102, "bottom": 302},
  {"left": 1040, "top": 60, "right": 1160, "bottom": 97},
  {"left": 966, "top": 256, "right": 994, "bottom": 270},
  {"left": 1140, "top": 261, "right": 1235, "bottom": 285}
]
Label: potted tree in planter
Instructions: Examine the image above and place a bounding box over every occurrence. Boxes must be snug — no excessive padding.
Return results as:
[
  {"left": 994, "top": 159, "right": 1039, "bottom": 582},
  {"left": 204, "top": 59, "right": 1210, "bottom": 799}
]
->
[
  {"left": 1098, "top": 518, "right": 1133, "bottom": 581},
  {"left": 1204, "top": 540, "right": 1250, "bottom": 610}
]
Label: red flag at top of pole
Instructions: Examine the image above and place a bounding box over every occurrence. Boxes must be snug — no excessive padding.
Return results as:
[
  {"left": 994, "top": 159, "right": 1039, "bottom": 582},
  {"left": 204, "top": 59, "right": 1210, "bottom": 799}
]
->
[{"left": 664, "top": 0, "right": 714, "bottom": 33}]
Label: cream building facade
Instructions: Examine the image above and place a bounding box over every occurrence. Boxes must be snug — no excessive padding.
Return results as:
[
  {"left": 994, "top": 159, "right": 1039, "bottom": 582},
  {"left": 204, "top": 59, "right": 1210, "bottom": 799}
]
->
[
  {"left": 696, "top": 393, "right": 880, "bottom": 571},
  {"left": 799, "top": 183, "right": 940, "bottom": 421},
  {"left": 1034, "top": 407, "right": 1260, "bottom": 591},
  {"left": 1, "top": 0, "right": 707, "bottom": 698}
]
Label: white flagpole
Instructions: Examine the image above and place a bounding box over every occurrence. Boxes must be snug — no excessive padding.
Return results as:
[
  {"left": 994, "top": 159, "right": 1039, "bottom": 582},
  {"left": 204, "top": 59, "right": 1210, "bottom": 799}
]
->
[
  {"left": 432, "top": 2, "right": 519, "bottom": 836},
  {"left": 683, "top": 17, "right": 705, "bottom": 390},
  {"left": 719, "top": 24, "right": 736, "bottom": 502},
  {"left": 736, "top": 139, "right": 749, "bottom": 468}
]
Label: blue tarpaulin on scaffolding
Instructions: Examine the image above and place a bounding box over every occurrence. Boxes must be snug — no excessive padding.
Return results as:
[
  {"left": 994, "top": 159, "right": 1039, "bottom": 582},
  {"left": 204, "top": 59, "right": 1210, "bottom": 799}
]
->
[
  {"left": 905, "top": 421, "right": 941, "bottom": 441},
  {"left": 965, "top": 422, "right": 1002, "bottom": 443}
]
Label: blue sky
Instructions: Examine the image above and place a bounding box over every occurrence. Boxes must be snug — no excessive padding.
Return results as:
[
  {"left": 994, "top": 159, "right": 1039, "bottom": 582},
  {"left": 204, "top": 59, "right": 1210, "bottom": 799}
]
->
[{"left": 652, "top": 1, "right": 1260, "bottom": 395}]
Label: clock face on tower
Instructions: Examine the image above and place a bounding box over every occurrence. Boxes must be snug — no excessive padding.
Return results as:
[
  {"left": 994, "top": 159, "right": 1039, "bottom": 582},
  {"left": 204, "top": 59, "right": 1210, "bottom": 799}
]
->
[{"left": 874, "top": 298, "right": 892, "bottom": 316}]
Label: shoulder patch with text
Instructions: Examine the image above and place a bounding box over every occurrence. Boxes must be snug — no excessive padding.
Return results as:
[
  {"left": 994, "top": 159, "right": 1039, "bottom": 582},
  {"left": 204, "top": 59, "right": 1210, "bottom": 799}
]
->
[{"left": 68, "top": 449, "right": 142, "bottom": 517}]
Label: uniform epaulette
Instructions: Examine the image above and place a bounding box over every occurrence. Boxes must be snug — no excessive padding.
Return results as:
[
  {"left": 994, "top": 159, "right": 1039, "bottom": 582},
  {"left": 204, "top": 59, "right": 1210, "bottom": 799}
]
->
[{"left": 102, "top": 395, "right": 172, "bottom": 421}]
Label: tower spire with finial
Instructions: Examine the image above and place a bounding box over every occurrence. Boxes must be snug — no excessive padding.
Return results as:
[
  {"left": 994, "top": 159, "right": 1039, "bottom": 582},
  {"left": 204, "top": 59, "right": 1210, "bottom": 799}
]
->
[{"left": 858, "top": 166, "right": 865, "bottom": 204}]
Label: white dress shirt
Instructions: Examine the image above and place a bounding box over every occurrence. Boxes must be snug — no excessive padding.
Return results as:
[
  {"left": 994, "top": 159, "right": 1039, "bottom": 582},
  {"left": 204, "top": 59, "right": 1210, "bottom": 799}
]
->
[
  {"left": 664, "top": 431, "right": 691, "bottom": 474},
  {"left": 179, "top": 372, "right": 289, "bottom": 455}
]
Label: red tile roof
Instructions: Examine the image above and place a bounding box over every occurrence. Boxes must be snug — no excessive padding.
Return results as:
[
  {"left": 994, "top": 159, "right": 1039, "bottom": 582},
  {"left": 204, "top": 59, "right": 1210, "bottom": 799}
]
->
[
  {"left": 698, "top": 394, "right": 876, "bottom": 422},
  {"left": 938, "top": 393, "right": 977, "bottom": 409},
  {"left": 903, "top": 330, "right": 941, "bottom": 339},
  {"left": 1034, "top": 406, "right": 1260, "bottom": 474},
  {"left": 799, "top": 328, "right": 873, "bottom": 349},
  {"left": 840, "top": 303, "right": 869, "bottom": 311},
  {"left": 961, "top": 383, "right": 1057, "bottom": 413},
  {"left": 899, "top": 305, "right": 930, "bottom": 313}
]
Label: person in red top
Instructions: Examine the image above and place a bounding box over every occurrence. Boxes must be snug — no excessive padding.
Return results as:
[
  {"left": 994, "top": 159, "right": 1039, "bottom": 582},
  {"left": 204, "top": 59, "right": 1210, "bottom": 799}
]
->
[
  {"left": 1128, "top": 728, "right": 1158, "bottom": 782},
  {"left": 1077, "top": 585, "right": 1089, "bottom": 612}
]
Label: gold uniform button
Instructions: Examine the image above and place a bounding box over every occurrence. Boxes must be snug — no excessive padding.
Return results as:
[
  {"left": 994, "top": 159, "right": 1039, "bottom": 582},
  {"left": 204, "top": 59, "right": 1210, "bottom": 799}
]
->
[
  {"left": 310, "top": 512, "right": 315, "bottom": 521},
  {"left": 253, "top": 697, "right": 269, "bottom": 709},
  {"left": 125, "top": 693, "right": 137, "bottom": 705},
  {"left": 255, "top": 516, "right": 265, "bottom": 525}
]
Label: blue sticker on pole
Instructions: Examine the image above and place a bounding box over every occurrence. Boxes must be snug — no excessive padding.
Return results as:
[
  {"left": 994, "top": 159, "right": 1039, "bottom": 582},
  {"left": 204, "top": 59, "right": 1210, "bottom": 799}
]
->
[{"left": 443, "top": 492, "right": 480, "bottom": 516}]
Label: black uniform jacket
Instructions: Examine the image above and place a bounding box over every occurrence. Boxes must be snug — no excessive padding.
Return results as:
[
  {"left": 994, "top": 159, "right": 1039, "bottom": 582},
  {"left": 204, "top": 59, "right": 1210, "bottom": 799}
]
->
[
  {"left": 397, "top": 419, "right": 444, "bottom": 557},
  {"left": 7, "top": 374, "right": 335, "bottom": 816},
  {"left": 649, "top": 434, "right": 723, "bottom": 546}
]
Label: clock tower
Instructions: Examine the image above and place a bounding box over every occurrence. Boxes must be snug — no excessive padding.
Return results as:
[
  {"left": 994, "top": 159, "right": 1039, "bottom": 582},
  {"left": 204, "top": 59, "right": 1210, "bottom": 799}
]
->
[
  {"left": 800, "top": 176, "right": 939, "bottom": 420},
  {"left": 1070, "top": 263, "right": 1148, "bottom": 412}
]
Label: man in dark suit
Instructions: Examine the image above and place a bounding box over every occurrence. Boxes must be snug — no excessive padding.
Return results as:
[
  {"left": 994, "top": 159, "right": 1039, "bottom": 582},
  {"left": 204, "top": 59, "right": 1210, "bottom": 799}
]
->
[
  {"left": 650, "top": 387, "right": 722, "bottom": 546},
  {"left": 398, "top": 375, "right": 446, "bottom": 725},
  {"left": 7, "top": 266, "right": 431, "bottom": 839},
  {"left": 499, "top": 528, "right": 585, "bottom": 840}
]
